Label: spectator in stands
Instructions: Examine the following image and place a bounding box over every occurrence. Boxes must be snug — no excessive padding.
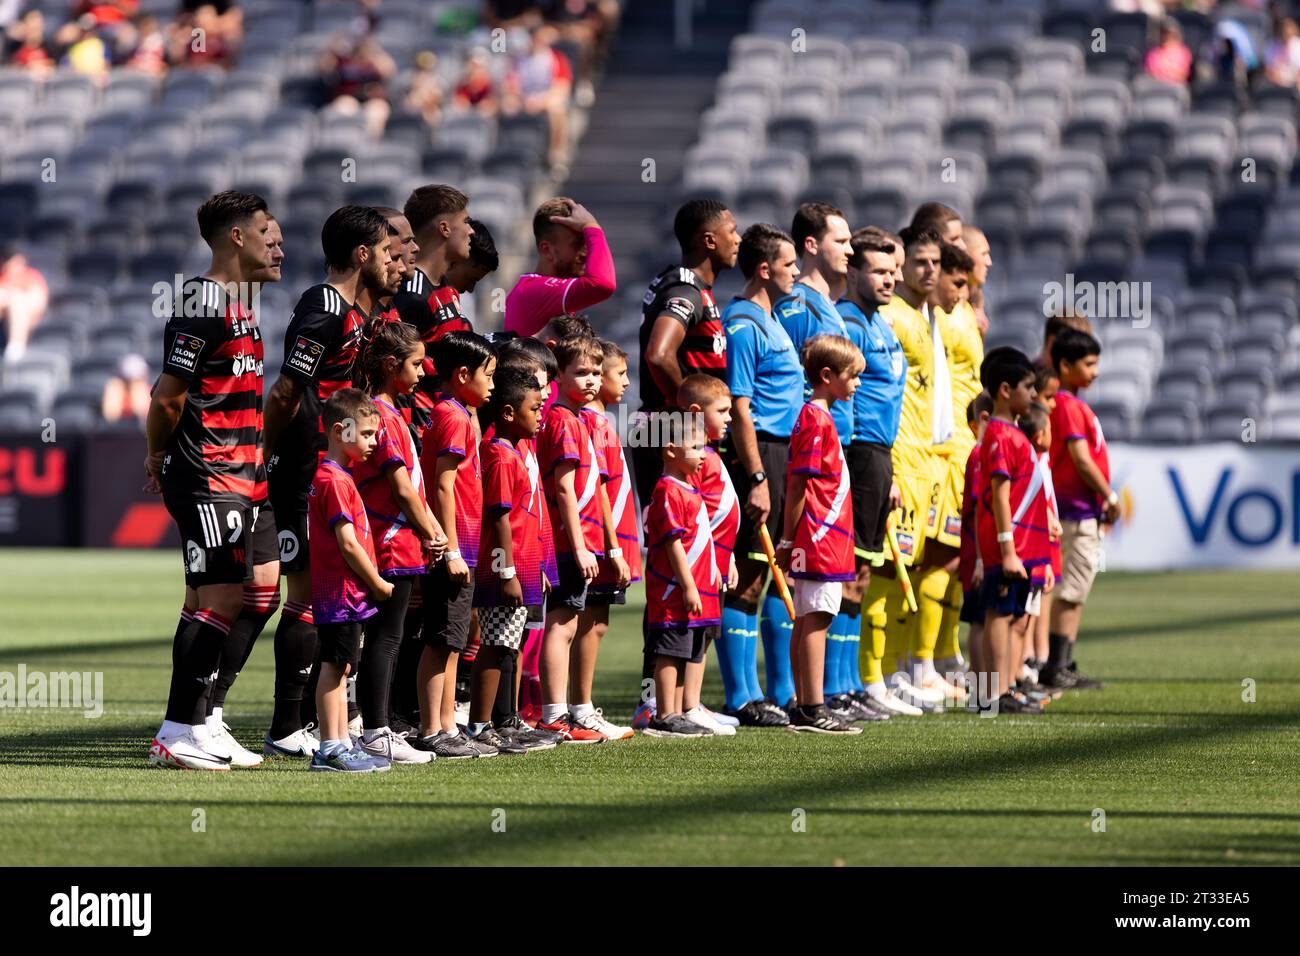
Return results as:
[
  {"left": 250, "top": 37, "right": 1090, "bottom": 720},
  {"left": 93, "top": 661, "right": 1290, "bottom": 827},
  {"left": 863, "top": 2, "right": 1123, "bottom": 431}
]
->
[
  {"left": 503, "top": 25, "right": 573, "bottom": 167},
  {"left": 320, "top": 30, "right": 397, "bottom": 138},
  {"left": 406, "top": 50, "right": 445, "bottom": 126},
  {"left": 453, "top": 48, "right": 499, "bottom": 115},
  {"left": 124, "top": 14, "right": 167, "bottom": 75},
  {"left": 4, "top": 9, "right": 54, "bottom": 74},
  {"left": 168, "top": 2, "right": 238, "bottom": 69},
  {"left": 1264, "top": 17, "right": 1300, "bottom": 89},
  {"left": 541, "top": 0, "right": 620, "bottom": 105},
  {"left": 1144, "top": 19, "right": 1192, "bottom": 85},
  {"left": 102, "top": 353, "right": 152, "bottom": 424},
  {"left": 0, "top": 249, "right": 48, "bottom": 363},
  {"left": 71, "top": 1, "right": 137, "bottom": 28},
  {"left": 57, "top": 15, "right": 111, "bottom": 79}
]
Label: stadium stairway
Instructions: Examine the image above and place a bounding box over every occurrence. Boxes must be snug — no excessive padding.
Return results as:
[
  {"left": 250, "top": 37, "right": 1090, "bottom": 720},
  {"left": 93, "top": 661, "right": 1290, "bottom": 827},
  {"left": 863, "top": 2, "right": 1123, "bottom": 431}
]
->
[{"left": 563, "top": 0, "right": 758, "bottom": 338}]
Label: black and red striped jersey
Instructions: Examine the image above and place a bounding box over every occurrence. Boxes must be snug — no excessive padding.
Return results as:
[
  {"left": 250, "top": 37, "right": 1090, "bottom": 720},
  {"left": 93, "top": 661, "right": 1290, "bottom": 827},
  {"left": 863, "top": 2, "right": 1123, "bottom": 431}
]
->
[
  {"left": 392, "top": 267, "right": 467, "bottom": 440},
  {"left": 160, "top": 277, "right": 264, "bottom": 503},
  {"left": 271, "top": 282, "right": 366, "bottom": 497},
  {"left": 638, "top": 265, "right": 726, "bottom": 411}
]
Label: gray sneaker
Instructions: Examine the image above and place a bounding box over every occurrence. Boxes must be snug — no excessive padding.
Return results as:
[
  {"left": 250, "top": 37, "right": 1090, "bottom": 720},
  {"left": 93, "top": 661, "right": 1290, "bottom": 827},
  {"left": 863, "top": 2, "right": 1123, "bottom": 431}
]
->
[
  {"left": 644, "top": 713, "right": 714, "bottom": 738},
  {"left": 494, "top": 714, "right": 558, "bottom": 751},
  {"left": 473, "top": 725, "right": 527, "bottom": 755},
  {"left": 457, "top": 731, "right": 499, "bottom": 758},
  {"left": 422, "top": 732, "right": 478, "bottom": 760},
  {"left": 360, "top": 727, "right": 434, "bottom": 764}
]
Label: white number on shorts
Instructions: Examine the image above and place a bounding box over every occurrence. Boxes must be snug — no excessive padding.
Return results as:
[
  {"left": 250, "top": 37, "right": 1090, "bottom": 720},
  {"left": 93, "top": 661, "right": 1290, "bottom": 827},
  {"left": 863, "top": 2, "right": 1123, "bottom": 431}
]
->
[{"left": 226, "top": 509, "right": 244, "bottom": 544}]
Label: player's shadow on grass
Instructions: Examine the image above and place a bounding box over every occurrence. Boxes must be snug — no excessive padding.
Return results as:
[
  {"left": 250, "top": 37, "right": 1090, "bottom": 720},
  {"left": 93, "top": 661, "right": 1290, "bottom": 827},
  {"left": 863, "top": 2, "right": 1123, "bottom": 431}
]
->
[
  {"left": 1083, "top": 605, "right": 1300, "bottom": 642},
  {"left": 0, "top": 636, "right": 176, "bottom": 662}
]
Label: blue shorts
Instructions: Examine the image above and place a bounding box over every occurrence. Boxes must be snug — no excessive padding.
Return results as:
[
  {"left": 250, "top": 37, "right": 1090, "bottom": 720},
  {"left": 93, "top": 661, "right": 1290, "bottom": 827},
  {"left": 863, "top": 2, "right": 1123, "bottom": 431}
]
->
[{"left": 979, "top": 568, "right": 1032, "bottom": 620}]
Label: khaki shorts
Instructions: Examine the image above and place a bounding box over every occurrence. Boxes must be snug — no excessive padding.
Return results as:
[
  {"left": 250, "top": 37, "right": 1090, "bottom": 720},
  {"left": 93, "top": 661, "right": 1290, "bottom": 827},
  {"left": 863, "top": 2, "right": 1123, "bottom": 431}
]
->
[{"left": 1058, "top": 518, "right": 1102, "bottom": 604}]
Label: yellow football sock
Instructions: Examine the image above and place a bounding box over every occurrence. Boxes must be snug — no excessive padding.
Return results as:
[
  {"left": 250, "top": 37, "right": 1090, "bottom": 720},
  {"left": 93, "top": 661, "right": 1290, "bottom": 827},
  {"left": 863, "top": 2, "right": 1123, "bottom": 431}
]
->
[
  {"left": 935, "top": 574, "right": 964, "bottom": 661},
  {"left": 861, "top": 576, "right": 890, "bottom": 685},
  {"left": 883, "top": 581, "right": 910, "bottom": 676},
  {"left": 910, "top": 565, "right": 951, "bottom": 662}
]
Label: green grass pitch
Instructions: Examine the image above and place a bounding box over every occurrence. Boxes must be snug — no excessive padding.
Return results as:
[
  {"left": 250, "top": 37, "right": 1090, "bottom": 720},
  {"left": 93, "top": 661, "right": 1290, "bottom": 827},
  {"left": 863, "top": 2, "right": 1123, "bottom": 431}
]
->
[{"left": 1, "top": 550, "right": 1298, "bottom": 866}]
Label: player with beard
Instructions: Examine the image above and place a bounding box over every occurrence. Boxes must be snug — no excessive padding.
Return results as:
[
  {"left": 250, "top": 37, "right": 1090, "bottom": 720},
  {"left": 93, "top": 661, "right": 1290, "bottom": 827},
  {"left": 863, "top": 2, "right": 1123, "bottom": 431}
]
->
[
  {"left": 145, "top": 191, "right": 277, "bottom": 770},
  {"left": 261, "top": 205, "right": 395, "bottom": 756}
]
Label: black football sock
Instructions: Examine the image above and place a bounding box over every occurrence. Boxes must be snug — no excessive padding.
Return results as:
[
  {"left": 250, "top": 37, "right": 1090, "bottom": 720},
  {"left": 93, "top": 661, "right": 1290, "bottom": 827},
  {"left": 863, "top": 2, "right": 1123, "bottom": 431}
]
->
[
  {"left": 165, "top": 609, "right": 234, "bottom": 726},
  {"left": 389, "top": 601, "right": 424, "bottom": 723},
  {"left": 269, "top": 601, "right": 317, "bottom": 740},
  {"left": 493, "top": 649, "right": 518, "bottom": 724},
  {"left": 208, "top": 584, "right": 280, "bottom": 716},
  {"left": 1047, "top": 631, "right": 1070, "bottom": 670}
]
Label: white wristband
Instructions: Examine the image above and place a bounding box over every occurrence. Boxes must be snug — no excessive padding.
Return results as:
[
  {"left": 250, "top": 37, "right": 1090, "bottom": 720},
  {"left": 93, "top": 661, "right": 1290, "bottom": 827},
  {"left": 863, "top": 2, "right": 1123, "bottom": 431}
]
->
[
  {"left": 996, "top": 531, "right": 1014, "bottom": 543},
  {"left": 444, "top": 549, "right": 462, "bottom": 562},
  {"left": 498, "top": 566, "right": 516, "bottom": 580},
  {"left": 1106, "top": 490, "right": 1119, "bottom": 506},
  {"left": 608, "top": 547, "right": 623, "bottom": 558},
  {"left": 778, "top": 538, "right": 794, "bottom": 550}
]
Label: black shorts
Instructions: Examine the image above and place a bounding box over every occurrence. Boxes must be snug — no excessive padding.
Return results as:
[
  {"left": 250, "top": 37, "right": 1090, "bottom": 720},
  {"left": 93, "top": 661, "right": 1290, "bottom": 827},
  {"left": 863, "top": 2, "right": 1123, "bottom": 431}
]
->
[
  {"left": 980, "top": 569, "right": 1031, "bottom": 620},
  {"left": 586, "top": 587, "right": 627, "bottom": 607},
  {"left": 248, "top": 502, "right": 279, "bottom": 569},
  {"left": 724, "top": 434, "right": 789, "bottom": 563},
  {"left": 164, "top": 493, "right": 253, "bottom": 588},
  {"left": 630, "top": 440, "right": 663, "bottom": 524},
  {"left": 317, "top": 620, "right": 364, "bottom": 669},
  {"left": 546, "top": 556, "right": 588, "bottom": 613},
  {"left": 847, "top": 441, "right": 893, "bottom": 564},
  {"left": 959, "top": 585, "right": 984, "bottom": 625},
  {"left": 421, "top": 564, "right": 475, "bottom": 650},
  {"left": 645, "top": 624, "right": 715, "bottom": 664},
  {"left": 267, "top": 451, "right": 311, "bottom": 573}
]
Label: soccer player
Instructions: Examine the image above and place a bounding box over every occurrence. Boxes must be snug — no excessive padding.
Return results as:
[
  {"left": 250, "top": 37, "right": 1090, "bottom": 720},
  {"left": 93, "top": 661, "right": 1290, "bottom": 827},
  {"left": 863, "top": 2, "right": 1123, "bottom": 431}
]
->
[
  {"left": 642, "top": 415, "right": 721, "bottom": 738},
  {"left": 415, "top": 331, "right": 498, "bottom": 758},
  {"left": 1044, "top": 329, "right": 1114, "bottom": 690},
  {"left": 634, "top": 198, "right": 739, "bottom": 507},
  {"left": 444, "top": 217, "right": 499, "bottom": 296},
  {"left": 678, "top": 373, "right": 739, "bottom": 736},
  {"left": 775, "top": 334, "right": 864, "bottom": 735},
  {"left": 145, "top": 191, "right": 276, "bottom": 770},
  {"left": 350, "top": 321, "right": 443, "bottom": 764},
  {"left": 1015, "top": 401, "right": 1062, "bottom": 706},
  {"left": 536, "top": 334, "right": 618, "bottom": 742},
  {"left": 580, "top": 340, "right": 641, "bottom": 731},
  {"left": 262, "top": 205, "right": 393, "bottom": 757},
  {"left": 307, "top": 388, "right": 394, "bottom": 772},
  {"left": 505, "top": 197, "right": 617, "bottom": 337},
  {"left": 202, "top": 209, "right": 284, "bottom": 767},
  {"left": 962, "top": 224, "right": 992, "bottom": 334},
  {"left": 976, "top": 347, "right": 1048, "bottom": 715},
  {"left": 1035, "top": 313, "right": 1093, "bottom": 373},
  {"left": 958, "top": 391, "right": 993, "bottom": 693},
  {"left": 717, "top": 223, "right": 801, "bottom": 727},
  {"left": 910, "top": 201, "right": 966, "bottom": 250},
  {"left": 877, "top": 225, "right": 949, "bottom": 711},
  {"left": 472, "top": 366, "right": 556, "bottom": 752},
  {"left": 929, "top": 242, "right": 983, "bottom": 688},
  {"left": 836, "top": 228, "right": 913, "bottom": 718},
  {"left": 393, "top": 184, "right": 475, "bottom": 437}
]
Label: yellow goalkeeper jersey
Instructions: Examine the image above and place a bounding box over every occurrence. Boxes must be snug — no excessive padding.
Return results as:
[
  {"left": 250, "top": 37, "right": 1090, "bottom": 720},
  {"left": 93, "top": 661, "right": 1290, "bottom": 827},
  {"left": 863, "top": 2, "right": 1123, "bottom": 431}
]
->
[
  {"left": 880, "top": 295, "right": 933, "bottom": 473},
  {"left": 936, "top": 299, "right": 984, "bottom": 457}
]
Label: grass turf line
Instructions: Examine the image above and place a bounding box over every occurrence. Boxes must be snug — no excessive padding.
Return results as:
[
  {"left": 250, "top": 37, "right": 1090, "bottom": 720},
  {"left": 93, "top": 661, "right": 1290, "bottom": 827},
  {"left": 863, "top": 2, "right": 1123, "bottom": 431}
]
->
[{"left": 1, "top": 550, "right": 1298, "bottom": 866}]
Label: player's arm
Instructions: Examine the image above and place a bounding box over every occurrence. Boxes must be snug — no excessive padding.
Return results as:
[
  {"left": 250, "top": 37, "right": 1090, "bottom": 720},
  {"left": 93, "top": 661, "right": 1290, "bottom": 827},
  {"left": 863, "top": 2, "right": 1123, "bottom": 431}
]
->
[
  {"left": 990, "top": 473, "right": 1025, "bottom": 579},
  {"left": 667, "top": 535, "right": 702, "bottom": 615},
  {"left": 563, "top": 218, "right": 617, "bottom": 309},
  {"left": 1065, "top": 438, "right": 1119, "bottom": 520},
  {"left": 490, "top": 505, "right": 523, "bottom": 606},
  {"left": 776, "top": 470, "right": 807, "bottom": 573},
  {"left": 599, "top": 483, "right": 630, "bottom": 587},
  {"left": 433, "top": 453, "right": 469, "bottom": 583},
  {"left": 644, "top": 312, "right": 688, "bottom": 407},
  {"left": 262, "top": 374, "right": 303, "bottom": 461},
  {"left": 334, "top": 519, "right": 393, "bottom": 599},
  {"left": 384, "top": 463, "right": 441, "bottom": 544},
  {"left": 144, "top": 372, "right": 189, "bottom": 481},
  {"left": 554, "top": 459, "right": 598, "bottom": 578}
]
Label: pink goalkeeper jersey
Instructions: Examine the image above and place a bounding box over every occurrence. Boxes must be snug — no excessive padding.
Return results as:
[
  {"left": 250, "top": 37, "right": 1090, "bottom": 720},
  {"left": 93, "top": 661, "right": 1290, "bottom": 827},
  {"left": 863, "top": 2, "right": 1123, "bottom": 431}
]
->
[
  {"left": 787, "top": 402, "right": 854, "bottom": 581},
  {"left": 504, "top": 227, "right": 617, "bottom": 337}
]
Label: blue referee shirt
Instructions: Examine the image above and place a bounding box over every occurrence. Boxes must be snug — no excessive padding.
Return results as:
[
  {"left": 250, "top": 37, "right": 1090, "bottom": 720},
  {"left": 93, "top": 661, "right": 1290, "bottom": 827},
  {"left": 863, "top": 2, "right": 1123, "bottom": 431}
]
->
[
  {"left": 837, "top": 299, "right": 907, "bottom": 446},
  {"left": 722, "top": 296, "right": 803, "bottom": 438},
  {"left": 774, "top": 282, "right": 854, "bottom": 445}
]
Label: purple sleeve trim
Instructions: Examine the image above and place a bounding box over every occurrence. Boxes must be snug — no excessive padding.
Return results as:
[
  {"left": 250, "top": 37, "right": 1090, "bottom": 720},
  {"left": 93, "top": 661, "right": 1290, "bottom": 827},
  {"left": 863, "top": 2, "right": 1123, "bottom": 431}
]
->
[
  {"left": 328, "top": 512, "right": 355, "bottom": 528},
  {"left": 437, "top": 446, "right": 466, "bottom": 458}
]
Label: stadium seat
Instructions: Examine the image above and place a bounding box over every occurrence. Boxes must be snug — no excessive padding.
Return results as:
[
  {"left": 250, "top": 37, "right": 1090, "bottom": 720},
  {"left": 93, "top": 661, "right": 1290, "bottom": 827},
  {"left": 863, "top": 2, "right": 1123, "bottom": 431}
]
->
[
  {"left": 1142, "top": 398, "right": 1201, "bottom": 442},
  {"left": 848, "top": 38, "right": 909, "bottom": 78},
  {"left": 1203, "top": 399, "right": 1260, "bottom": 442},
  {"left": 0, "top": 388, "right": 43, "bottom": 430},
  {"left": 1251, "top": 82, "right": 1299, "bottom": 122},
  {"left": 1131, "top": 76, "right": 1189, "bottom": 121},
  {"left": 1088, "top": 397, "right": 1138, "bottom": 441},
  {"left": 1014, "top": 78, "right": 1069, "bottom": 119},
  {"left": 969, "top": 39, "right": 1021, "bottom": 81},
  {"left": 854, "top": 188, "right": 909, "bottom": 230},
  {"left": 1107, "top": 154, "right": 1164, "bottom": 193},
  {"left": 1157, "top": 364, "right": 1214, "bottom": 405},
  {"left": 904, "top": 39, "right": 968, "bottom": 81},
  {"left": 1062, "top": 117, "right": 1118, "bottom": 158}
]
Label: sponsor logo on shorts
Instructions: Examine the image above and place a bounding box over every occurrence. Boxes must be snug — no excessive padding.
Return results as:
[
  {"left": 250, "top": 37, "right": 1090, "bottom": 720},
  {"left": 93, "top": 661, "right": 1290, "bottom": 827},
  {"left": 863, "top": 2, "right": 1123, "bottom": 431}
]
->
[
  {"left": 944, "top": 515, "right": 962, "bottom": 537},
  {"left": 278, "top": 529, "right": 300, "bottom": 564},
  {"left": 185, "top": 539, "right": 206, "bottom": 574},
  {"left": 897, "top": 533, "right": 914, "bottom": 557}
]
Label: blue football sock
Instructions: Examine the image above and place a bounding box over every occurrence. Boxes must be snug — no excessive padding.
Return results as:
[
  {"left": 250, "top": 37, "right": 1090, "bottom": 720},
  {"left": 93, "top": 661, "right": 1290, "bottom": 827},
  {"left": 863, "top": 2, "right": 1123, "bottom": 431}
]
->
[
  {"left": 828, "top": 613, "right": 852, "bottom": 696},
  {"left": 843, "top": 611, "right": 864, "bottom": 693},
  {"left": 760, "top": 591, "right": 795, "bottom": 707},
  {"left": 718, "top": 605, "right": 757, "bottom": 712},
  {"left": 743, "top": 628, "right": 764, "bottom": 703}
]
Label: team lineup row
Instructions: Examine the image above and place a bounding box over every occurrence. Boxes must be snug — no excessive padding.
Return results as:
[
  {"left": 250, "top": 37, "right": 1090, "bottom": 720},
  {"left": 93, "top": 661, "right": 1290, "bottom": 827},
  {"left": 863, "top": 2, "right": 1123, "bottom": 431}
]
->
[{"left": 142, "top": 185, "right": 1120, "bottom": 772}]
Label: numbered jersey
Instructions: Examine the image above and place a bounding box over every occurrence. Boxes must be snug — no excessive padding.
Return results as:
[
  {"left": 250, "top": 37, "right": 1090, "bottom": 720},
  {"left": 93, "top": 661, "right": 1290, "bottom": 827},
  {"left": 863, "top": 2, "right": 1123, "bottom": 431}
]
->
[
  {"left": 159, "top": 277, "right": 264, "bottom": 503},
  {"left": 638, "top": 265, "right": 725, "bottom": 411}
]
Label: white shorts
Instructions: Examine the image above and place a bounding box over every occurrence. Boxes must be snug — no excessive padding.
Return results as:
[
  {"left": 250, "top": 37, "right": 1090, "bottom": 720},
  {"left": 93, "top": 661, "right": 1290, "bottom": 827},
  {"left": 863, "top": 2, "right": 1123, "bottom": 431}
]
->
[
  {"left": 1024, "top": 587, "right": 1043, "bottom": 618},
  {"left": 792, "top": 579, "right": 843, "bottom": 618}
]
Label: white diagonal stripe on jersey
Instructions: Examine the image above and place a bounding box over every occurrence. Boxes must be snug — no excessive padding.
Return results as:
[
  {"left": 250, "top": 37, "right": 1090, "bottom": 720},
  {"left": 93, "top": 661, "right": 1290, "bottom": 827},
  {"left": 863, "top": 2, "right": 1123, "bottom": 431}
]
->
[
  {"left": 576, "top": 435, "right": 599, "bottom": 512},
  {"left": 709, "top": 459, "right": 738, "bottom": 531},
  {"left": 1011, "top": 457, "right": 1047, "bottom": 527},
  {"left": 664, "top": 501, "right": 715, "bottom": 600},
  {"left": 610, "top": 460, "right": 631, "bottom": 527},
  {"left": 811, "top": 456, "right": 851, "bottom": 543}
]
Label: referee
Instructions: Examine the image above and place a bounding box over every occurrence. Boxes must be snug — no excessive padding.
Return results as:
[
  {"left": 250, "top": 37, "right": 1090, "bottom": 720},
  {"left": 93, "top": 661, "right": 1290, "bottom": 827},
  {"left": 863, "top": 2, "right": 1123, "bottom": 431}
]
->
[{"left": 717, "top": 224, "right": 804, "bottom": 725}]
